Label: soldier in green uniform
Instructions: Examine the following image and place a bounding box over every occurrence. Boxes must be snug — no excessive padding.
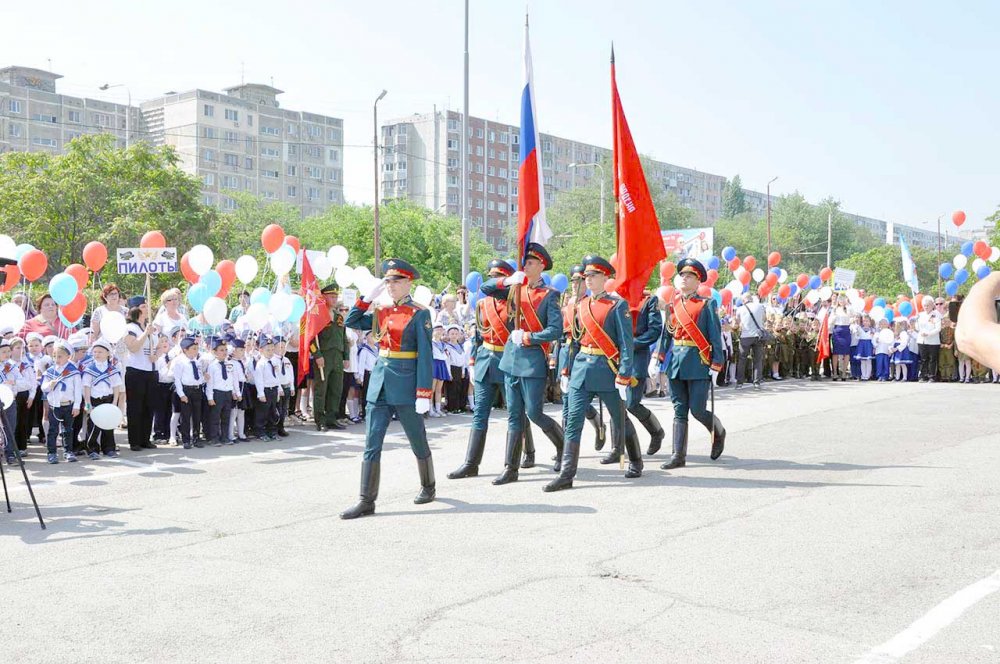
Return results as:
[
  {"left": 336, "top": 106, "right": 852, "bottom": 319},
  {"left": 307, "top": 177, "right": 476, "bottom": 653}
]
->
[
  {"left": 311, "top": 284, "right": 351, "bottom": 431},
  {"left": 777, "top": 320, "right": 795, "bottom": 378},
  {"left": 801, "top": 318, "right": 819, "bottom": 380}
]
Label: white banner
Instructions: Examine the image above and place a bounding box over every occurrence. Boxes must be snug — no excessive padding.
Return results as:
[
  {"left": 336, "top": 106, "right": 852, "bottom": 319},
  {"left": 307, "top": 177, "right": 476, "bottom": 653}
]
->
[{"left": 116, "top": 247, "right": 178, "bottom": 275}]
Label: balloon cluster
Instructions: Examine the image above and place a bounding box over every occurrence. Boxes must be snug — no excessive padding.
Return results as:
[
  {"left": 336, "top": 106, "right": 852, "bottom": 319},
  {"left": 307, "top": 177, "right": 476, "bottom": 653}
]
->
[{"left": 940, "top": 235, "right": 998, "bottom": 297}]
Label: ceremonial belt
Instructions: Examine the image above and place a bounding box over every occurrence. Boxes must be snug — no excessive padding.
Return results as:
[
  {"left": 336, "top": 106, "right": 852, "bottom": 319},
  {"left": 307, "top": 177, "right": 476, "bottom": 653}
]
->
[
  {"left": 579, "top": 298, "right": 620, "bottom": 364},
  {"left": 482, "top": 342, "right": 505, "bottom": 353},
  {"left": 674, "top": 339, "right": 699, "bottom": 347},
  {"left": 379, "top": 350, "right": 416, "bottom": 359},
  {"left": 673, "top": 297, "right": 711, "bottom": 366},
  {"left": 580, "top": 345, "right": 605, "bottom": 356},
  {"left": 517, "top": 287, "right": 551, "bottom": 355},
  {"left": 481, "top": 298, "right": 510, "bottom": 346}
]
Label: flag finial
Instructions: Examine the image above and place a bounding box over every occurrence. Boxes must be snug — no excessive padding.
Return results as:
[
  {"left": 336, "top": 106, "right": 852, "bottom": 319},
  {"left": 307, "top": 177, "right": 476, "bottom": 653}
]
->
[{"left": 610, "top": 42, "right": 615, "bottom": 64}]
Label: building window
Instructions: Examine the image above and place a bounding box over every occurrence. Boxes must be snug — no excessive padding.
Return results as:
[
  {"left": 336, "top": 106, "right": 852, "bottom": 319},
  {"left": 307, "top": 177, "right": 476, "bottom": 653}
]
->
[
  {"left": 204, "top": 104, "right": 214, "bottom": 117},
  {"left": 476, "top": 128, "right": 484, "bottom": 138},
  {"left": 447, "top": 139, "right": 458, "bottom": 150},
  {"left": 245, "top": 137, "right": 255, "bottom": 152},
  {"left": 223, "top": 153, "right": 238, "bottom": 167},
  {"left": 263, "top": 191, "right": 275, "bottom": 200},
  {"left": 308, "top": 125, "right": 321, "bottom": 137},
  {"left": 9, "top": 100, "right": 21, "bottom": 113},
  {"left": 67, "top": 110, "right": 81, "bottom": 124},
  {"left": 500, "top": 132, "right": 509, "bottom": 144},
  {"left": 499, "top": 168, "right": 508, "bottom": 179},
  {"left": 447, "top": 175, "right": 458, "bottom": 187},
  {"left": 287, "top": 165, "right": 297, "bottom": 177},
  {"left": 203, "top": 173, "right": 215, "bottom": 186},
  {"left": 447, "top": 158, "right": 459, "bottom": 169},
  {"left": 475, "top": 199, "right": 483, "bottom": 209},
  {"left": 225, "top": 109, "right": 239, "bottom": 122},
  {"left": 328, "top": 148, "right": 340, "bottom": 162},
  {"left": 498, "top": 202, "right": 507, "bottom": 213},
  {"left": 307, "top": 145, "right": 321, "bottom": 158},
  {"left": 287, "top": 123, "right": 297, "bottom": 136},
  {"left": 307, "top": 186, "right": 320, "bottom": 200},
  {"left": 288, "top": 144, "right": 298, "bottom": 158},
  {"left": 262, "top": 147, "right": 279, "bottom": 158},
  {"left": 224, "top": 130, "right": 238, "bottom": 144},
  {"left": 262, "top": 169, "right": 278, "bottom": 179},
  {"left": 488, "top": 200, "right": 496, "bottom": 211},
  {"left": 203, "top": 127, "right": 217, "bottom": 139},
  {"left": 32, "top": 137, "right": 57, "bottom": 147},
  {"left": 475, "top": 145, "right": 483, "bottom": 157},
  {"left": 475, "top": 163, "right": 484, "bottom": 174},
  {"left": 327, "top": 127, "right": 340, "bottom": 142},
  {"left": 327, "top": 168, "right": 339, "bottom": 182},
  {"left": 244, "top": 157, "right": 253, "bottom": 170},
  {"left": 499, "top": 184, "right": 507, "bottom": 195},
  {"left": 287, "top": 185, "right": 297, "bottom": 197},
  {"left": 203, "top": 149, "right": 216, "bottom": 162},
  {"left": 487, "top": 183, "right": 495, "bottom": 194},
  {"left": 328, "top": 189, "right": 339, "bottom": 203},
  {"left": 247, "top": 114, "right": 253, "bottom": 127},
  {"left": 222, "top": 196, "right": 237, "bottom": 210},
  {"left": 488, "top": 166, "right": 495, "bottom": 176},
  {"left": 8, "top": 123, "right": 21, "bottom": 137},
  {"left": 261, "top": 126, "right": 280, "bottom": 136},
  {"left": 397, "top": 179, "right": 407, "bottom": 190},
  {"left": 31, "top": 113, "right": 57, "bottom": 124},
  {"left": 475, "top": 181, "right": 483, "bottom": 192}
]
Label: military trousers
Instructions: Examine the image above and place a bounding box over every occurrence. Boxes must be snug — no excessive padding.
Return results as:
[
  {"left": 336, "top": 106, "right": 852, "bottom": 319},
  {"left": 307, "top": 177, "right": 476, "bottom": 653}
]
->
[
  {"left": 504, "top": 375, "right": 559, "bottom": 435},
  {"left": 313, "top": 363, "right": 344, "bottom": 426},
  {"left": 668, "top": 377, "right": 713, "bottom": 429},
  {"left": 362, "top": 393, "right": 431, "bottom": 462}
]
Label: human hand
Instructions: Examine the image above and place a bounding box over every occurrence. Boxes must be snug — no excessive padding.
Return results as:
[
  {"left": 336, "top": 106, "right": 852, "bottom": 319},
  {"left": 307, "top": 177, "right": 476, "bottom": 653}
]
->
[
  {"left": 72, "top": 408, "right": 80, "bottom": 418},
  {"left": 415, "top": 397, "right": 430, "bottom": 414},
  {"left": 616, "top": 385, "right": 628, "bottom": 401},
  {"left": 315, "top": 357, "right": 325, "bottom": 369},
  {"left": 259, "top": 396, "right": 267, "bottom": 403},
  {"left": 560, "top": 376, "right": 569, "bottom": 393},
  {"left": 503, "top": 271, "right": 527, "bottom": 286},
  {"left": 511, "top": 330, "right": 525, "bottom": 346},
  {"left": 208, "top": 400, "right": 216, "bottom": 407},
  {"left": 363, "top": 278, "right": 387, "bottom": 303},
  {"left": 181, "top": 396, "right": 189, "bottom": 404}
]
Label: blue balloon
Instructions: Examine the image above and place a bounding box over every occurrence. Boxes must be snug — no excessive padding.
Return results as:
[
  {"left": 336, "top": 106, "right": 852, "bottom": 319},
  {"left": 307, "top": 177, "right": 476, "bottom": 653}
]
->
[
  {"left": 885, "top": 309, "right": 895, "bottom": 323},
  {"left": 188, "top": 283, "right": 210, "bottom": 313},
  {"left": 733, "top": 297, "right": 743, "bottom": 307},
  {"left": 945, "top": 280, "right": 959, "bottom": 296},
  {"left": 961, "top": 241, "right": 974, "bottom": 257},
  {"left": 506, "top": 259, "right": 517, "bottom": 269},
  {"left": 938, "top": 262, "right": 954, "bottom": 279},
  {"left": 541, "top": 272, "right": 552, "bottom": 286},
  {"left": 742, "top": 283, "right": 750, "bottom": 293},
  {"left": 769, "top": 267, "right": 781, "bottom": 276},
  {"left": 467, "top": 290, "right": 481, "bottom": 308},
  {"left": 977, "top": 265, "right": 992, "bottom": 280},
  {"left": 874, "top": 297, "right": 886, "bottom": 308},
  {"left": 199, "top": 269, "right": 222, "bottom": 297},
  {"left": 721, "top": 246, "right": 737, "bottom": 261},
  {"left": 809, "top": 275, "right": 822, "bottom": 290},
  {"left": 287, "top": 294, "right": 306, "bottom": 323},
  {"left": 48, "top": 272, "right": 79, "bottom": 306},
  {"left": 711, "top": 288, "right": 722, "bottom": 308},
  {"left": 788, "top": 283, "right": 798, "bottom": 296},
  {"left": 551, "top": 273, "right": 569, "bottom": 293},
  {"left": 14, "top": 243, "right": 35, "bottom": 260},
  {"left": 954, "top": 268, "right": 969, "bottom": 285},
  {"left": 899, "top": 301, "right": 913, "bottom": 317},
  {"left": 465, "top": 270, "right": 483, "bottom": 293},
  {"left": 707, "top": 256, "right": 720, "bottom": 270},
  {"left": 250, "top": 287, "right": 271, "bottom": 306}
]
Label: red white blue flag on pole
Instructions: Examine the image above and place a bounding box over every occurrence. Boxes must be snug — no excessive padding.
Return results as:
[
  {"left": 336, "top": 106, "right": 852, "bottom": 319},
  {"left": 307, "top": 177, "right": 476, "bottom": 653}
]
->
[{"left": 517, "top": 14, "right": 552, "bottom": 265}]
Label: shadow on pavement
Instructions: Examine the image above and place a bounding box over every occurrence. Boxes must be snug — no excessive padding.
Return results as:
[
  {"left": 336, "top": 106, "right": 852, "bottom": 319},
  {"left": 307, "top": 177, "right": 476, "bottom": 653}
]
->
[
  {"left": 375, "top": 496, "right": 597, "bottom": 517},
  {"left": 1, "top": 503, "right": 195, "bottom": 544}
]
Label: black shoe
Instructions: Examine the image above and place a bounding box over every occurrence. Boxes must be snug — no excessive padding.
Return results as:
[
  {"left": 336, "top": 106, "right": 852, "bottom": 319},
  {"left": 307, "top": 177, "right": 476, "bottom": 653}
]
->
[
  {"left": 642, "top": 411, "right": 665, "bottom": 456},
  {"left": 660, "top": 420, "right": 688, "bottom": 470},
  {"left": 193, "top": 441, "right": 205, "bottom": 448},
  {"left": 521, "top": 426, "right": 536, "bottom": 468},
  {"left": 140, "top": 441, "right": 157, "bottom": 449},
  {"left": 543, "top": 476, "right": 573, "bottom": 492},
  {"left": 414, "top": 457, "right": 436, "bottom": 504},
  {"left": 520, "top": 451, "right": 535, "bottom": 469},
  {"left": 448, "top": 429, "right": 486, "bottom": 479},
  {"left": 129, "top": 444, "right": 143, "bottom": 451},
  {"left": 317, "top": 423, "right": 328, "bottom": 432},
  {"left": 599, "top": 446, "right": 622, "bottom": 465},
  {"left": 341, "top": 461, "right": 380, "bottom": 520},
  {"left": 492, "top": 430, "right": 522, "bottom": 485},
  {"left": 710, "top": 417, "right": 726, "bottom": 460},
  {"left": 330, "top": 422, "right": 346, "bottom": 430},
  {"left": 623, "top": 423, "right": 643, "bottom": 478},
  {"left": 277, "top": 430, "right": 290, "bottom": 437}
]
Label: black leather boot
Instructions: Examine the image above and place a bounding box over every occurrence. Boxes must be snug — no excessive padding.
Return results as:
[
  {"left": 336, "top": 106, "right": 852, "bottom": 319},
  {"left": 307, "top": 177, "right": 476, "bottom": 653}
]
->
[
  {"left": 710, "top": 416, "right": 726, "bottom": 460},
  {"left": 448, "top": 428, "right": 487, "bottom": 479},
  {"left": 660, "top": 420, "right": 688, "bottom": 470},
  {"left": 544, "top": 438, "right": 578, "bottom": 492},
  {"left": 414, "top": 456, "right": 436, "bottom": 504},
  {"left": 599, "top": 421, "right": 622, "bottom": 465},
  {"left": 623, "top": 423, "right": 643, "bottom": 479},
  {"left": 340, "top": 461, "right": 380, "bottom": 519},
  {"left": 587, "top": 407, "right": 606, "bottom": 451},
  {"left": 640, "top": 410, "right": 665, "bottom": 456},
  {"left": 492, "top": 430, "right": 522, "bottom": 485},
  {"left": 520, "top": 425, "right": 536, "bottom": 468},
  {"left": 541, "top": 421, "right": 564, "bottom": 473}
]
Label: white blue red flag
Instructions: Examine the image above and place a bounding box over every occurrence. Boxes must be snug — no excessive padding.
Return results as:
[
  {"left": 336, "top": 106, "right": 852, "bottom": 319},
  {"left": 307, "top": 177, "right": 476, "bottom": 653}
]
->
[
  {"left": 899, "top": 234, "right": 919, "bottom": 294},
  {"left": 516, "top": 15, "right": 552, "bottom": 265}
]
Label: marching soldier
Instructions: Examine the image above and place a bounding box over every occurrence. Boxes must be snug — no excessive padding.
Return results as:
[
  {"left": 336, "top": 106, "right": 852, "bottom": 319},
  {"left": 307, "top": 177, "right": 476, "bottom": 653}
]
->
[
  {"left": 558, "top": 264, "right": 606, "bottom": 450},
  {"left": 661, "top": 258, "right": 727, "bottom": 470},
  {"left": 340, "top": 259, "right": 435, "bottom": 519},
  {"left": 312, "top": 283, "right": 350, "bottom": 431},
  {"left": 547, "top": 255, "right": 641, "bottom": 492},
  {"left": 447, "top": 259, "right": 536, "bottom": 480},
  {"left": 481, "top": 243, "right": 564, "bottom": 485}
]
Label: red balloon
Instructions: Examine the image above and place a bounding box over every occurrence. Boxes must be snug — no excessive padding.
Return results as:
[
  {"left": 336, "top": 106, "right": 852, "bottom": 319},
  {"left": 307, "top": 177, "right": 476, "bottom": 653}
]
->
[
  {"left": 974, "top": 241, "right": 990, "bottom": 260},
  {"left": 261, "top": 224, "right": 286, "bottom": 253},
  {"left": 180, "top": 252, "right": 199, "bottom": 285},
  {"left": 18, "top": 249, "right": 47, "bottom": 282},
  {"left": 656, "top": 285, "right": 675, "bottom": 303},
  {"left": 765, "top": 273, "right": 779, "bottom": 287},
  {"left": 65, "top": 263, "right": 88, "bottom": 290},
  {"left": 0, "top": 264, "right": 19, "bottom": 293},
  {"left": 605, "top": 278, "right": 617, "bottom": 293},
  {"left": 140, "top": 230, "right": 166, "bottom": 249},
  {"left": 864, "top": 295, "right": 875, "bottom": 312},
  {"left": 757, "top": 284, "right": 770, "bottom": 298},
  {"left": 727, "top": 257, "right": 741, "bottom": 272},
  {"left": 83, "top": 241, "right": 108, "bottom": 272},
  {"left": 285, "top": 235, "right": 301, "bottom": 254},
  {"left": 659, "top": 261, "right": 676, "bottom": 282},
  {"left": 952, "top": 210, "right": 966, "bottom": 227},
  {"left": 706, "top": 268, "right": 719, "bottom": 286},
  {"left": 721, "top": 289, "right": 733, "bottom": 307},
  {"left": 737, "top": 269, "right": 751, "bottom": 286},
  {"left": 743, "top": 256, "right": 756, "bottom": 272},
  {"left": 819, "top": 266, "right": 833, "bottom": 281},
  {"left": 796, "top": 273, "right": 809, "bottom": 289},
  {"left": 216, "top": 260, "right": 237, "bottom": 292},
  {"left": 778, "top": 284, "right": 791, "bottom": 299},
  {"left": 60, "top": 292, "right": 87, "bottom": 321},
  {"left": 697, "top": 285, "right": 712, "bottom": 298},
  {"left": 767, "top": 251, "right": 782, "bottom": 268}
]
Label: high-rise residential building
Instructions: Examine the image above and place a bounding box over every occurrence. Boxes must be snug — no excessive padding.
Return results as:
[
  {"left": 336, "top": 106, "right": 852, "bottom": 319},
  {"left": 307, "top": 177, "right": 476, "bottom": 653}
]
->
[
  {"left": 140, "top": 83, "right": 344, "bottom": 217},
  {"left": 380, "top": 110, "right": 727, "bottom": 252},
  {"left": 0, "top": 66, "right": 136, "bottom": 154}
]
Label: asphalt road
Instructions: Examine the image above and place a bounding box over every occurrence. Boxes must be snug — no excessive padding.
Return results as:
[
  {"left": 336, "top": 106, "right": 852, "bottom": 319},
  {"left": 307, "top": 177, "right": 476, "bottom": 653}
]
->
[{"left": 1, "top": 380, "right": 998, "bottom": 663}]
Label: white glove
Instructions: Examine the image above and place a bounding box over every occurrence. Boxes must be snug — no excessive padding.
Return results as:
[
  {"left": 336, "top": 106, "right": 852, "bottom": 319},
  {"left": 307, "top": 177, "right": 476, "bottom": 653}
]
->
[
  {"left": 415, "top": 397, "right": 430, "bottom": 414},
  {"left": 617, "top": 385, "right": 628, "bottom": 402},
  {"left": 503, "top": 271, "right": 526, "bottom": 286},
  {"left": 710, "top": 369, "right": 719, "bottom": 382},
  {"left": 560, "top": 376, "right": 569, "bottom": 393},
  {"left": 510, "top": 329, "right": 525, "bottom": 346},
  {"left": 363, "top": 278, "right": 387, "bottom": 303}
]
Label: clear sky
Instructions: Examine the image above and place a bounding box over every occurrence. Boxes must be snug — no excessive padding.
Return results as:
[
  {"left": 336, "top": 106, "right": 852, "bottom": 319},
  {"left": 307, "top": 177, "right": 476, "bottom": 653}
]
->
[{"left": 7, "top": 0, "right": 998, "bottom": 231}]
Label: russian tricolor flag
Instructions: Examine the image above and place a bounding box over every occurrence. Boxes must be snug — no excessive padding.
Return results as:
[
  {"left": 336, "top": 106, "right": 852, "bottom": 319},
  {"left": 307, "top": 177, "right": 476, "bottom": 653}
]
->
[{"left": 517, "top": 15, "right": 552, "bottom": 265}]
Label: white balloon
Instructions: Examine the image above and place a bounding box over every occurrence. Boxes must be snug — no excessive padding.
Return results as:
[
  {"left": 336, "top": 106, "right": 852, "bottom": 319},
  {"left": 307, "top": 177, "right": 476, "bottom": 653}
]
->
[
  {"left": 334, "top": 265, "right": 354, "bottom": 288},
  {"left": 752, "top": 268, "right": 765, "bottom": 283},
  {"left": 819, "top": 286, "right": 833, "bottom": 301},
  {"left": 953, "top": 254, "right": 968, "bottom": 269},
  {"left": 270, "top": 245, "right": 296, "bottom": 276},
  {"left": 268, "top": 292, "right": 293, "bottom": 321},
  {"left": 804, "top": 289, "right": 820, "bottom": 305},
  {"left": 90, "top": 403, "right": 124, "bottom": 430},
  {"left": 778, "top": 269, "right": 788, "bottom": 284},
  {"left": 0, "top": 384, "right": 12, "bottom": 409},
  {"left": 991, "top": 247, "right": 1000, "bottom": 264},
  {"left": 203, "top": 297, "right": 228, "bottom": 326},
  {"left": 0, "top": 235, "right": 16, "bottom": 260},
  {"left": 972, "top": 258, "right": 986, "bottom": 272},
  {"left": 312, "top": 254, "right": 333, "bottom": 281},
  {"left": 100, "top": 311, "right": 127, "bottom": 343},
  {"left": 878, "top": 328, "right": 895, "bottom": 345},
  {"left": 235, "top": 255, "right": 259, "bottom": 284},
  {"left": 414, "top": 285, "right": 433, "bottom": 307},
  {"left": 327, "top": 245, "right": 349, "bottom": 268},
  {"left": 870, "top": 305, "right": 885, "bottom": 322},
  {"left": 846, "top": 288, "right": 860, "bottom": 300},
  {"left": 0, "top": 302, "right": 27, "bottom": 335},
  {"left": 189, "top": 244, "right": 214, "bottom": 276},
  {"left": 244, "top": 303, "right": 268, "bottom": 331},
  {"left": 851, "top": 298, "right": 866, "bottom": 315},
  {"left": 725, "top": 280, "right": 743, "bottom": 297}
]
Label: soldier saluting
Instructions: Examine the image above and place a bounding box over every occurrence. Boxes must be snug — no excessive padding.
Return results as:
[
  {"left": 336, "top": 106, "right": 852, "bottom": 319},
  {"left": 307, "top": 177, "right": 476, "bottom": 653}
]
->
[
  {"left": 340, "top": 258, "right": 436, "bottom": 520},
  {"left": 661, "top": 258, "right": 727, "bottom": 470}
]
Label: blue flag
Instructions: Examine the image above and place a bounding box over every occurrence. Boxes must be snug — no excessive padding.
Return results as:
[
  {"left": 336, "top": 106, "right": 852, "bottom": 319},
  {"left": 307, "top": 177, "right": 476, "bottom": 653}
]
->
[{"left": 900, "top": 235, "right": 919, "bottom": 294}]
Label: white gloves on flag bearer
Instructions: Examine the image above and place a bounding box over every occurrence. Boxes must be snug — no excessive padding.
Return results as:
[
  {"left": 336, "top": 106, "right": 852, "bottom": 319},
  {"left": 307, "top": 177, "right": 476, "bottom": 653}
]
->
[
  {"left": 503, "top": 271, "right": 527, "bottom": 286},
  {"left": 615, "top": 375, "right": 632, "bottom": 402},
  {"left": 510, "top": 330, "right": 525, "bottom": 346},
  {"left": 363, "top": 278, "right": 387, "bottom": 303},
  {"left": 415, "top": 398, "right": 430, "bottom": 414},
  {"left": 560, "top": 375, "right": 569, "bottom": 393}
]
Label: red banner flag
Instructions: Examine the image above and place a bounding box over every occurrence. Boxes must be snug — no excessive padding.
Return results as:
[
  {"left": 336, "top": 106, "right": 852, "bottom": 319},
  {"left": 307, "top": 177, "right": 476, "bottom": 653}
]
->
[
  {"left": 816, "top": 307, "right": 831, "bottom": 365},
  {"left": 298, "top": 249, "right": 331, "bottom": 385},
  {"left": 611, "top": 47, "right": 666, "bottom": 311}
]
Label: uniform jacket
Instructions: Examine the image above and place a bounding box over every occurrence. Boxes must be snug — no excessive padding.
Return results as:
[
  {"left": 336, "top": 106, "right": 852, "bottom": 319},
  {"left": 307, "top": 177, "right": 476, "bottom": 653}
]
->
[
  {"left": 481, "top": 278, "right": 562, "bottom": 379},
  {"left": 667, "top": 294, "right": 724, "bottom": 380},
  {"left": 471, "top": 295, "right": 510, "bottom": 385},
  {"left": 631, "top": 295, "right": 663, "bottom": 380},
  {"left": 568, "top": 292, "right": 635, "bottom": 393},
  {"left": 313, "top": 310, "right": 350, "bottom": 368}
]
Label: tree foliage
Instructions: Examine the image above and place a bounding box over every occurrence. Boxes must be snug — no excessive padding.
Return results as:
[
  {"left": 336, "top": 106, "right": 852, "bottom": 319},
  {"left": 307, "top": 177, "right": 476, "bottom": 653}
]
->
[
  {"left": 837, "top": 244, "right": 942, "bottom": 299},
  {"left": 722, "top": 174, "right": 747, "bottom": 218}
]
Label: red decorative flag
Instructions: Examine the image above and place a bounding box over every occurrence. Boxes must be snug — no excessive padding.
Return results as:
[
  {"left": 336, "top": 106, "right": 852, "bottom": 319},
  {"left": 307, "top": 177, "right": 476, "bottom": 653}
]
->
[
  {"left": 611, "top": 47, "right": 666, "bottom": 310},
  {"left": 298, "top": 249, "right": 331, "bottom": 385},
  {"left": 816, "top": 307, "right": 831, "bottom": 365}
]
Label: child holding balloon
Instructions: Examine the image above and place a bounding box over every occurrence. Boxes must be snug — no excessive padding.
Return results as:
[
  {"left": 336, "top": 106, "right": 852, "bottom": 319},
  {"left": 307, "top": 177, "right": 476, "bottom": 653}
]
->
[
  {"left": 41, "top": 341, "right": 82, "bottom": 463},
  {"left": 83, "top": 339, "right": 123, "bottom": 458}
]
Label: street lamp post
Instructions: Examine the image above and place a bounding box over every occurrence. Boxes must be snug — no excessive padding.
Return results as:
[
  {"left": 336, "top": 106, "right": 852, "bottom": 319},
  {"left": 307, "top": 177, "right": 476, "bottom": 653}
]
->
[
  {"left": 373, "top": 89, "right": 387, "bottom": 277},
  {"left": 99, "top": 83, "right": 132, "bottom": 148},
  {"left": 568, "top": 162, "right": 606, "bottom": 251},
  {"left": 766, "top": 176, "right": 778, "bottom": 258}
]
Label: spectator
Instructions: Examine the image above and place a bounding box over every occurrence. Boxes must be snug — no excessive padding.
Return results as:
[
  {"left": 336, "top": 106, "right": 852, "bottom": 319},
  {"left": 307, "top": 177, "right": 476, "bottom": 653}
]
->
[
  {"left": 916, "top": 295, "right": 942, "bottom": 382},
  {"left": 20, "top": 294, "right": 71, "bottom": 340},
  {"left": 736, "top": 295, "right": 766, "bottom": 388}
]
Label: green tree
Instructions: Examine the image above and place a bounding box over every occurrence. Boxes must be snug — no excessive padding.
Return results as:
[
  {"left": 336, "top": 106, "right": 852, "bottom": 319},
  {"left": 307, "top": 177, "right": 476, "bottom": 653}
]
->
[
  {"left": 837, "top": 244, "right": 941, "bottom": 298},
  {"left": 722, "top": 174, "right": 747, "bottom": 218}
]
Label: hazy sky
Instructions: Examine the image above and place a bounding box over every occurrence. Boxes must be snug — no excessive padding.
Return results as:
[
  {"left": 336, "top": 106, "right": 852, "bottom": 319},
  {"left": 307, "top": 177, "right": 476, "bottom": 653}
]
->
[{"left": 8, "top": 0, "right": 998, "bottom": 231}]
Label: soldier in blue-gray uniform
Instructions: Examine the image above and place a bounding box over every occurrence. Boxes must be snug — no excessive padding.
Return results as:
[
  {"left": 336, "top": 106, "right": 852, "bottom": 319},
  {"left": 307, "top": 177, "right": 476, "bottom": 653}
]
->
[
  {"left": 447, "top": 258, "right": 536, "bottom": 480},
  {"left": 546, "top": 255, "right": 642, "bottom": 492},
  {"left": 480, "top": 243, "right": 564, "bottom": 485},
  {"left": 340, "top": 258, "right": 436, "bottom": 519},
  {"left": 661, "top": 258, "right": 726, "bottom": 470}
]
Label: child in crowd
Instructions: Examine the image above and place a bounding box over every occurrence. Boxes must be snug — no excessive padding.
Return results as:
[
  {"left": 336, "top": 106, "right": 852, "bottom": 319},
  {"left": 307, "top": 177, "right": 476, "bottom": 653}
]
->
[
  {"left": 445, "top": 325, "right": 468, "bottom": 414},
  {"left": 206, "top": 337, "right": 239, "bottom": 446},
  {"left": 355, "top": 331, "right": 376, "bottom": 421},
  {"left": 10, "top": 337, "right": 37, "bottom": 457},
  {"left": 173, "top": 337, "right": 206, "bottom": 450},
  {"left": 40, "top": 341, "right": 81, "bottom": 464},
  {"left": 891, "top": 320, "right": 912, "bottom": 382},
  {"left": 274, "top": 337, "right": 293, "bottom": 437},
  {"left": 82, "top": 339, "right": 123, "bottom": 458},
  {"left": 849, "top": 315, "right": 862, "bottom": 380},
  {"left": 854, "top": 316, "right": 874, "bottom": 381},
  {"left": 253, "top": 336, "right": 280, "bottom": 441},
  {"left": 153, "top": 336, "right": 175, "bottom": 442},
  {"left": 938, "top": 317, "right": 956, "bottom": 382},
  {"left": 0, "top": 339, "right": 22, "bottom": 463},
  {"left": 431, "top": 325, "right": 449, "bottom": 417},
  {"left": 874, "top": 319, "right": 893, "bottom": 381}
]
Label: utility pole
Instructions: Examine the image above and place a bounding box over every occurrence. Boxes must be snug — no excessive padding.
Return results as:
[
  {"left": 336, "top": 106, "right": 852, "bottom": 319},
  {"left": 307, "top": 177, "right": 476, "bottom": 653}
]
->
[
  {"left": 766, "top": 176, "right": 778, "bottom": 258},
  {"left": 937, "top": 215, "right": 942, "bottom": 296},
  {"left": 826, "top": 208, "right": 833, "bottom": 267},
  {"left": 460, "top": 0, "right": 470, "bottom": 281},
  {"left": 373, "top": 89, "right": 387, "bottom": 276}
]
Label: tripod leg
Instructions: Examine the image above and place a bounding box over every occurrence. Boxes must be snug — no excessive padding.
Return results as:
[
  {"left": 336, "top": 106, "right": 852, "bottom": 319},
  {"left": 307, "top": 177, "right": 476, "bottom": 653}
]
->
[
  {"left": 0, "top": 454, "right": 10, "bottom": 512},
  {"left": 7, "top": 434, "right": 45, "bottom": 529}
]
